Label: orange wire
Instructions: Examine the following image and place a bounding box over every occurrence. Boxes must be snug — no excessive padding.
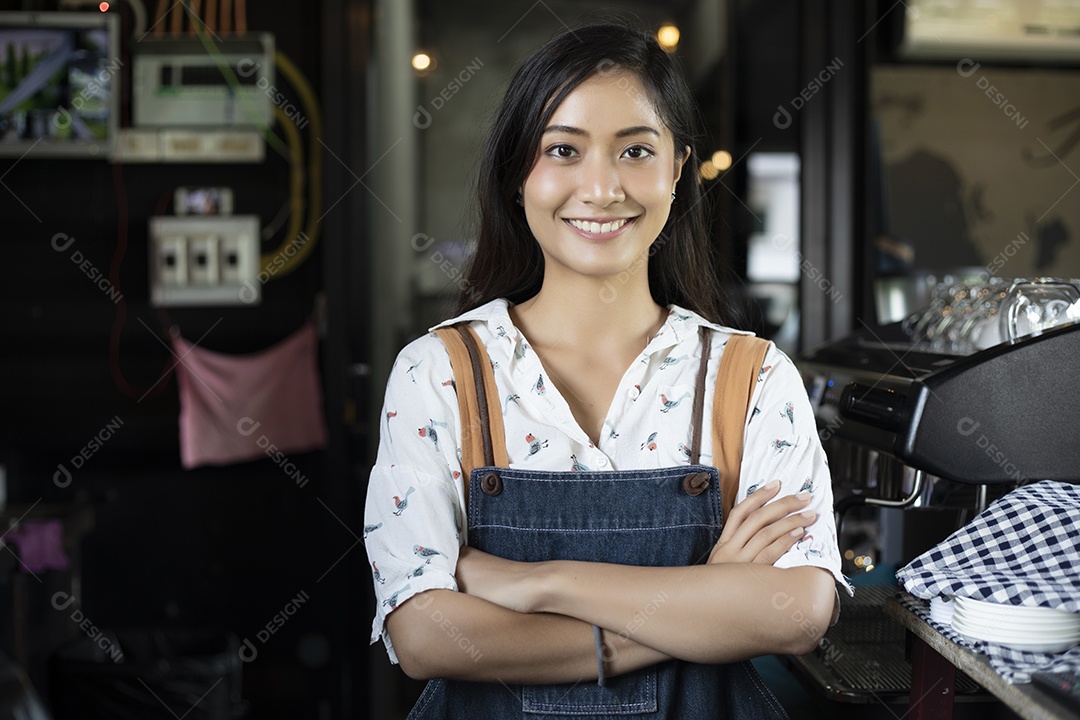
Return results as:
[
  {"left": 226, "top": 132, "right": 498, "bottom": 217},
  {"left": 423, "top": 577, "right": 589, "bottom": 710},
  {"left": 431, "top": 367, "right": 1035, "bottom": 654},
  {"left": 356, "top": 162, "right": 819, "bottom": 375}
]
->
[
  {"left": 169, "top": 0, "right": 182, "bottom": 35},
  {"left": 154, "top": 0, "right": 167, "bottom": 35},
  {"left": 189, "top": 0, "right": 202, "bottom": 35},
  {"left": 205, "top": 0, "right": 217, "bottom": 33}
]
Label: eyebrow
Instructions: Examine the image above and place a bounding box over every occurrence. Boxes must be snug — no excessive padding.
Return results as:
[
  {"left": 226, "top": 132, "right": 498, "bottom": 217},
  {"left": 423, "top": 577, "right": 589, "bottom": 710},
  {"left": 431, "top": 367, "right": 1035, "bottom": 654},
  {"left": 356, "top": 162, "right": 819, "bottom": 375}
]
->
[{"left": 543, "top": 124, "right": 661, "bottom": 139}]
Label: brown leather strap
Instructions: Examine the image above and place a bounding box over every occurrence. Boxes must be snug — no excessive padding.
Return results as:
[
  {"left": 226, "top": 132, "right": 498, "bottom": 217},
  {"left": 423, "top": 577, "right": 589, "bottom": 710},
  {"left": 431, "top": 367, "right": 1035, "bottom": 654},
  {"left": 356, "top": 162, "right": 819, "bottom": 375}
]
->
[
  {"left": 433, "top": 325, "right": 508, "bottom": 504},
  {"left": 712, "top": 334, "right": 771, "bottom": 520},
  {"left": 689, "top": 326, "right": 711, "bottom": 465}
]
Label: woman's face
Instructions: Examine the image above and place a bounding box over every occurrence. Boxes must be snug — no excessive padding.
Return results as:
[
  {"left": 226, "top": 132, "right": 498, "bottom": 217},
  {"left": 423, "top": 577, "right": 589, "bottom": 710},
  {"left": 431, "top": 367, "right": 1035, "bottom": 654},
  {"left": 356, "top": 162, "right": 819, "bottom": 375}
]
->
[{"left": 521, "top": 71, "right": 686, "bottom": 286}]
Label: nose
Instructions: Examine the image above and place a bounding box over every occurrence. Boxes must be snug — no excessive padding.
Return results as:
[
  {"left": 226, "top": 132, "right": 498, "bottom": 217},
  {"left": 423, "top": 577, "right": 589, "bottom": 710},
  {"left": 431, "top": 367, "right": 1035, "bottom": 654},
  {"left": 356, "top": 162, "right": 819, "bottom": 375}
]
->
[{"left": 577, "top": 155, "right": 625, "bottom": 206}]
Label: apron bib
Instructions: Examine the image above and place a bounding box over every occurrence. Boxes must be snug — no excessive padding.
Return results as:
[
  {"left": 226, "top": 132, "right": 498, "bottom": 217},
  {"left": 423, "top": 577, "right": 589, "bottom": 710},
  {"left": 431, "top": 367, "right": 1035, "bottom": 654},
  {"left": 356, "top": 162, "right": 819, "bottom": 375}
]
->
[{"left": 408, "top": 324, "right": 786, "bottom": 719}]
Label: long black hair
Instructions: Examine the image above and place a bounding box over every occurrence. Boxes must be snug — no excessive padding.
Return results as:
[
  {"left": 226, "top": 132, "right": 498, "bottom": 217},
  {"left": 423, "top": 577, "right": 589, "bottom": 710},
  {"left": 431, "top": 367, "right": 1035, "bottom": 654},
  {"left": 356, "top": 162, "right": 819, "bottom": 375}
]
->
[{"left": 458, "top": 20, "right": 734, "bottom": 326}]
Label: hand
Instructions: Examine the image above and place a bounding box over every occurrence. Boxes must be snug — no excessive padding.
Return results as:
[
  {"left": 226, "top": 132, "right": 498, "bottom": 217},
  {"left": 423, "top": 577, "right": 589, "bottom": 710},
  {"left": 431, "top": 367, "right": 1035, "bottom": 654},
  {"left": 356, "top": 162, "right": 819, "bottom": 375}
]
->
[
  {"left": 455, "top": 546, "right": 541, "bottom": 613},
  {"left": 708, "top": 480, "right": 815, "bottom": 565}
]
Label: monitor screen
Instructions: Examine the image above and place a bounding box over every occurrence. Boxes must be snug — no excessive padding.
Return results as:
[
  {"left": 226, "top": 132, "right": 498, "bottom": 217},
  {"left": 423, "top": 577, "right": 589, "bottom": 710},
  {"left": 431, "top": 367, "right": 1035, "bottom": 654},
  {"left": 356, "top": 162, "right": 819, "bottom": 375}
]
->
[{"left": 0, "top": 11, "right": 120, "bottom": 159}]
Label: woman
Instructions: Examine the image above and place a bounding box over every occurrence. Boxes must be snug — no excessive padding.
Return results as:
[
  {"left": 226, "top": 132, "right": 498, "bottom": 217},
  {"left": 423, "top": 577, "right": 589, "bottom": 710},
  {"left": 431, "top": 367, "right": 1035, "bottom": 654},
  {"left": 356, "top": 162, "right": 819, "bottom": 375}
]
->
[{"left": 364, "top": 21, "right": 849, "bottom": 719}]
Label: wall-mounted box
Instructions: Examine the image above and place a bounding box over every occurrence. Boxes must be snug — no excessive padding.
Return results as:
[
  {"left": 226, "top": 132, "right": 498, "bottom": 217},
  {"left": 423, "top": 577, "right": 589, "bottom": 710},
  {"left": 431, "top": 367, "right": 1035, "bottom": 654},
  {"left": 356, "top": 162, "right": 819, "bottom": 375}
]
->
[{"left": 150, "top": 216, "right": 261, "bottom": 306}]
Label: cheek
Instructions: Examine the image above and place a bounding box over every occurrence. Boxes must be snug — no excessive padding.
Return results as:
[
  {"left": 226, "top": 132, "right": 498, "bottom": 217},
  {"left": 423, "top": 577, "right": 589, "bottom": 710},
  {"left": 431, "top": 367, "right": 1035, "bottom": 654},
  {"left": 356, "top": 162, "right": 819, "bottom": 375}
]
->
[{"left": 523, "top": 165, "right": 572, "bottom": 208}]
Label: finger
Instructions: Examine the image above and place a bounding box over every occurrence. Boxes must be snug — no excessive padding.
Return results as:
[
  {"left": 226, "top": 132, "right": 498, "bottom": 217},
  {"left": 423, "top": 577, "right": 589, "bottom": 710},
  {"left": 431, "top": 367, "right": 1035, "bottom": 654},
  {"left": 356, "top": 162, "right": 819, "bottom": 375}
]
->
[
  {"left": 752, "top": 511, "right": 817, "bottom": 564},
  {"left": 735, "top": 508, "right": 817, "bottom": 563},
  {"left": 720, "top": 480, "right": 782, "bottom": 541},
  {"left": 723, "top": 487, "right": 810, "bottom": 549}
]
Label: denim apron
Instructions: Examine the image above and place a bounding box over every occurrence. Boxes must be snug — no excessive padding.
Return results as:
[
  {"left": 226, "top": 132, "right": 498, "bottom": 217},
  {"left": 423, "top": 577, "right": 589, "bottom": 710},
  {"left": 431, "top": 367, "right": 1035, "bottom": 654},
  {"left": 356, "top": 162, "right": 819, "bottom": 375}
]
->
[{"left": 410, "top": 326, "right": 787, "bottom": 719}]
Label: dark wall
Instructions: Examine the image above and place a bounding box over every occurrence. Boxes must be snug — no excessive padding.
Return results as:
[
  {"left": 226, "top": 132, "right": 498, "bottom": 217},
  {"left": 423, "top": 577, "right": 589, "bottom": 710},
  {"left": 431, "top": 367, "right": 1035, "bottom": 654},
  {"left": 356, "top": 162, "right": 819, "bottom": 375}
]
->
[{"left": 0, "top": 1, "right": 363, "bottom": 717}]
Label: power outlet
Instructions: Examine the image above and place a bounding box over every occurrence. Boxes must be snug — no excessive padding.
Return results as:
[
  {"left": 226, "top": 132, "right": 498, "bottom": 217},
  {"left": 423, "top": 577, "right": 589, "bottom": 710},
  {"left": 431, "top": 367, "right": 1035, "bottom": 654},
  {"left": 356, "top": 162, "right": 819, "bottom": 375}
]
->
[
  {"left": 150, "top": 216, "right": 261, "bottom": 306},
  {"left": 157, "top": 235, "right": 188, "bottom": 286},
  {"left": 187, "top": 234, "right": 220, "bottom": 285}
]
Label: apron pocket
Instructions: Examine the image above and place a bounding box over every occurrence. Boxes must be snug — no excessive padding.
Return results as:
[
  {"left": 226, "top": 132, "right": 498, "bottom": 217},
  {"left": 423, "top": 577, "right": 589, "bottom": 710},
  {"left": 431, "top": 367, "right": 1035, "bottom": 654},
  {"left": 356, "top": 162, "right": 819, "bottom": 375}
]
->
[{"left": 522, "top": 667, "right": 657, "bottom": 715}]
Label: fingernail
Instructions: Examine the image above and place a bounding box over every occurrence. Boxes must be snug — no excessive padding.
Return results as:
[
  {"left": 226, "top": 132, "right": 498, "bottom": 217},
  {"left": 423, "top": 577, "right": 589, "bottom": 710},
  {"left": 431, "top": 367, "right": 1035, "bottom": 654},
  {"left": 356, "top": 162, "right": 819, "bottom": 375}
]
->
[
  {"left": 796, "top": 491, "right": 810, "bottom": 501},
  {"left": 801, "top": 510, "right": 816, "bottom": 519},
  {"left": 790, "top": 527, "right": 804, "bottom": 537},
  {"left": 766, "top": 479, "right": 780, "bottom": 490}
]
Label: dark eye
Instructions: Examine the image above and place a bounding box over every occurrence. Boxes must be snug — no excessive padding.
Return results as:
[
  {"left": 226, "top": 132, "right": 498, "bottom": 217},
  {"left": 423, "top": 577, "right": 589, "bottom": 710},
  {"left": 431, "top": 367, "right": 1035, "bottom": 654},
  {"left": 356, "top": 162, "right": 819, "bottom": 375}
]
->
[
  {"left": 547, "top": 144, "right": 576, "bottom": 159},
  {"left": 623, "top": 145, "right": 654, "bottom": 159}
]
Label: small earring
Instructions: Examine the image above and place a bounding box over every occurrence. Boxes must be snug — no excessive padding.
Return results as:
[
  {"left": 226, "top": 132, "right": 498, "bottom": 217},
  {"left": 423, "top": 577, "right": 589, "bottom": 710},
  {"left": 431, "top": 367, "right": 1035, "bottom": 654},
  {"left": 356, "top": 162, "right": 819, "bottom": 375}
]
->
[
  {"left": 516, "top": 191, "right": 524, "bottom": 205},
  {"left": 671, "top": 191, "right": 676, "bottom": 201}
]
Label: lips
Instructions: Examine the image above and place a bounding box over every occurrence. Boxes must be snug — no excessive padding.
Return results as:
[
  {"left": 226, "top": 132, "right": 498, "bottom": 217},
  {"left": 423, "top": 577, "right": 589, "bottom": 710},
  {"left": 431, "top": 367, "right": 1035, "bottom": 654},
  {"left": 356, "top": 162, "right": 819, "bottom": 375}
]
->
[{"left": 563, "top": 217, "right": 636, "bottom": 239}]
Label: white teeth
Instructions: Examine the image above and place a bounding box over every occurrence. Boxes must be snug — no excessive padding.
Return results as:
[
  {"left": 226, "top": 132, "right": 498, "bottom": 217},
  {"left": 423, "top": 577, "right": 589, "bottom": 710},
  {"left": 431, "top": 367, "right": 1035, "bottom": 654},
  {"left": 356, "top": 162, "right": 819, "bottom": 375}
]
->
[{"left": 568, "top": 218, "right": 628, "bottom": 234}]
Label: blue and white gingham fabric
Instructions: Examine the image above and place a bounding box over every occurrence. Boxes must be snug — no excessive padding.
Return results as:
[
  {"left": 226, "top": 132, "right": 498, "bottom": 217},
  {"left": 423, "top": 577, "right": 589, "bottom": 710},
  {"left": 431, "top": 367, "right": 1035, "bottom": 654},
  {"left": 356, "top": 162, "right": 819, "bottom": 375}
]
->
[{"left": 896, "top": 480, "right": 1080, "bottom": 683}]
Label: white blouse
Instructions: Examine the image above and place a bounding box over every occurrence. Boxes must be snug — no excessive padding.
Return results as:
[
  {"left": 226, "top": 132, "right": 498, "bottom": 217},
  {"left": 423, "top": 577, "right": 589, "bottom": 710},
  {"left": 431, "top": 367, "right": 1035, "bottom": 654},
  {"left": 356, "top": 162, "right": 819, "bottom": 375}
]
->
[{"left": 364, "top": 298, "right": 850, "bottom": 662}]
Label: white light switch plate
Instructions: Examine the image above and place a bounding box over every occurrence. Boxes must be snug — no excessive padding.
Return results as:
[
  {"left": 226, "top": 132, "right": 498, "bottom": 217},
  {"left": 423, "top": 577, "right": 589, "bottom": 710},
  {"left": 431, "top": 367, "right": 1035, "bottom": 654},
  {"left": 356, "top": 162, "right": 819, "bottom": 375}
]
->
[{"left": 150, "top": 216, "right": 261, "bottom": 306}]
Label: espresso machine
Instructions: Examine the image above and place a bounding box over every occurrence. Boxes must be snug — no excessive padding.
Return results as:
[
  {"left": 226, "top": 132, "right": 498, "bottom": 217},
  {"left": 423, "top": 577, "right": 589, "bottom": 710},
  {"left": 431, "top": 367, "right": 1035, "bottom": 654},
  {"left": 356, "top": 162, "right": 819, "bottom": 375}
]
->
[{"left": 782, "top": 318, "right": 1080, "bottom": 712}]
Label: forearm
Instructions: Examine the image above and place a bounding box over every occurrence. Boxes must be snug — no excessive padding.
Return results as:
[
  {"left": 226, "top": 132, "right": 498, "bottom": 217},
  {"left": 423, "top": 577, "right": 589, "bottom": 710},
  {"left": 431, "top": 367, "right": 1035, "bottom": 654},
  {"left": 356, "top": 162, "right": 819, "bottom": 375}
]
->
[
  {"left": 535, "top": 562, "right": 835, "bottom": 663},
  {"left": 386, "top": 588, "right": 670, "bottom": 683}
]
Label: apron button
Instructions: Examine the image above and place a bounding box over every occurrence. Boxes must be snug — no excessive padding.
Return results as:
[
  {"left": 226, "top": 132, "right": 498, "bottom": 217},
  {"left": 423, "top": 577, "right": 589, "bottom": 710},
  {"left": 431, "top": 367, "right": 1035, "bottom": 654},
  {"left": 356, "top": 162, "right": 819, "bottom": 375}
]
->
[
  {"left": 481, "top": 471, "right": 502, "bottom": 496},
  {"left": 682, "top": 471, "right": 710, "bottom": 496}
]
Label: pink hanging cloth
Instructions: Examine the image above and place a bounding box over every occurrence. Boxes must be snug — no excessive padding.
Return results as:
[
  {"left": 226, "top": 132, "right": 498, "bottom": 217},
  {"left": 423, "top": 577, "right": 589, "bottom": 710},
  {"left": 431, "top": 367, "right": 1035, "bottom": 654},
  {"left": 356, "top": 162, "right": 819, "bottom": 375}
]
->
[
  {"left": 3, "top": 520, "right": 69, "bottom": 574},
  {"left": 173, "top": 321, "right": 328, "bottom": 469}
]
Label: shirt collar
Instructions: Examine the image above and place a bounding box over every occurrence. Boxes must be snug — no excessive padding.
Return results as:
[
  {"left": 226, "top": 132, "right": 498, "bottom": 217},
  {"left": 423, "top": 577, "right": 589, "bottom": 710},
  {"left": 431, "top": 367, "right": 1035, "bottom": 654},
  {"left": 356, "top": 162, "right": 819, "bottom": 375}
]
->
[
  {"left": 429, "top": 298, "right": 753, "bottom": 358},
  {"left": 661, "top": 304, "right": 753, "bottom": 348}
]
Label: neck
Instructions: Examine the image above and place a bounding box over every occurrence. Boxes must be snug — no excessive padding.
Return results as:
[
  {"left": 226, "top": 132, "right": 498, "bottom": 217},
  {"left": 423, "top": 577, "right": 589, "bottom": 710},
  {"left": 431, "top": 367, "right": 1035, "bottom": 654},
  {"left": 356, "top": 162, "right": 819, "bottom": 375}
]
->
[{"left": 510, "top": 268, "right": 667, "bottom": 352}]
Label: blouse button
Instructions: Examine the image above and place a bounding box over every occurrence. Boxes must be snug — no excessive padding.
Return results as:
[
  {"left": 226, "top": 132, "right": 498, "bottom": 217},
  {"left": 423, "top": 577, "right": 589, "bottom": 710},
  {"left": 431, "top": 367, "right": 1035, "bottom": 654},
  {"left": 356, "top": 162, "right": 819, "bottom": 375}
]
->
[
  {"left": 682, "top": 471, "right": 711, "bottom": 496},
  {"left": 597, "top": 456, "right": 609, "bottom": 467},
  {"left": 627, "top": 386, "right": 641, "bottom": 400},
  {"left": 480, "top": 471, "right": 502, "bottom": 496}
]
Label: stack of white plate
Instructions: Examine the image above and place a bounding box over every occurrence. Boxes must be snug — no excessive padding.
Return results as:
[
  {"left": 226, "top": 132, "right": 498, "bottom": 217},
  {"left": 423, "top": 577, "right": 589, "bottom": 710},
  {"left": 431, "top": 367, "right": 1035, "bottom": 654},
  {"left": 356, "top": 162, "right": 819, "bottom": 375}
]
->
[
  {"left": 951, "top": 597, "right": 1080, "bottom": 653},
  {"left": 930, "top": 596, "right": 955, "bottom": 624}
]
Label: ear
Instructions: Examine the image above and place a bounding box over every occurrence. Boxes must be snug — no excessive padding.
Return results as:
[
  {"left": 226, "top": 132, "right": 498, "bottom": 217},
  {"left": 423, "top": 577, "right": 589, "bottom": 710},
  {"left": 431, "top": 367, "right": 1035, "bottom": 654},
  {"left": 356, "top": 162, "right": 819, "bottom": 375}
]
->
[{"left": 673, "top": 145, "right": 691, "bottom": 185}]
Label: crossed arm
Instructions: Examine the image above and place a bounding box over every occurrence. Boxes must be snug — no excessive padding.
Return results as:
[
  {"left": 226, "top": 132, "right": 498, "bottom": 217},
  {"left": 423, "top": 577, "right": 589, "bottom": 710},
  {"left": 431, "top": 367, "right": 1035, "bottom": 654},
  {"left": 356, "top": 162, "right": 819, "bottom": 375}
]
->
[{"left": 386, "top": 481, "right": 838, "bottom": 682}]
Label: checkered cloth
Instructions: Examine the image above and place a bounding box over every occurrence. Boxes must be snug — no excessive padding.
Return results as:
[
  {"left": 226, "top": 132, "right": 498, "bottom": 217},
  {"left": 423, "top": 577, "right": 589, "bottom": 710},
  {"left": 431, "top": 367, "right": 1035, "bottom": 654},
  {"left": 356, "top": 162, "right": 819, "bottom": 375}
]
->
[
  {"left": 897, "top": 593, "right": 1080, "bottom": 683},
  {"left": 896, "top": 480, "right": 1080, "bottom": 683}
]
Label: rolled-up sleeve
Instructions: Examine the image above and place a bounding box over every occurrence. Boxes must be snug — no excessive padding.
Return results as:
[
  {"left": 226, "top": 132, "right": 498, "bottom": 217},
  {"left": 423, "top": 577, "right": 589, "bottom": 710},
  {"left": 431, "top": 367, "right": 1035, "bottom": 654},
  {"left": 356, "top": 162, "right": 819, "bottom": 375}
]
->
[
  {"left": 740, "top": 344, "right": 853, "bottom": 595},
  {"left": 364, "top": 333, "right": 466, "bottom": 663}
]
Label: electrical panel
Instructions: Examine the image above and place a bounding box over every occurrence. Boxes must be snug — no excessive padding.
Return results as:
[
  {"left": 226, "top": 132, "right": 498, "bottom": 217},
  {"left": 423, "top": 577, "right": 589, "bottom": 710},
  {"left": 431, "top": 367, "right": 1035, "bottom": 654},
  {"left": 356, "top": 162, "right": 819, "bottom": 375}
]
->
[
  {"left": 133, "top": 35, "right": 274, "bottom": 127},
  {"left": 125, "top": 34, "right": 274, "bottom": 162},
  {"left": 150, "top": 216, "right": 261, "bottom": 306}
]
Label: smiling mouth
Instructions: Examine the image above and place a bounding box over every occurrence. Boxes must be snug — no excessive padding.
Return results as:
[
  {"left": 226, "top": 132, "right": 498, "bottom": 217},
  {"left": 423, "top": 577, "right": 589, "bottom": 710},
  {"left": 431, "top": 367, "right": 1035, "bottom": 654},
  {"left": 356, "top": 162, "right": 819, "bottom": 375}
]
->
[{"left": 564, "top": 217, "right": 634, "bottom": 236}]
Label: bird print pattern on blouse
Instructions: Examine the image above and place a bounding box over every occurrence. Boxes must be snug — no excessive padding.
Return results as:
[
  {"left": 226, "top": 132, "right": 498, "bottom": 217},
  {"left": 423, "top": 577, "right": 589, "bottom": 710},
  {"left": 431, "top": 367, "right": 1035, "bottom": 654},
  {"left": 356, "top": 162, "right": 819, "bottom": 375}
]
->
[
  {"left": 418, "top": 419, "right": 448, "bottom": 452},
  {"left": 659, "top": 392, "right": 690, "bottom": 413},
  {"left": 364, "top": 298, "right": 851, "bottom": 664},
  {"left": 524, "top": 433, "right": 549, "bottom": 459},
  {"left": 392, "top": 487, "right": 415, "bottom": 516}
]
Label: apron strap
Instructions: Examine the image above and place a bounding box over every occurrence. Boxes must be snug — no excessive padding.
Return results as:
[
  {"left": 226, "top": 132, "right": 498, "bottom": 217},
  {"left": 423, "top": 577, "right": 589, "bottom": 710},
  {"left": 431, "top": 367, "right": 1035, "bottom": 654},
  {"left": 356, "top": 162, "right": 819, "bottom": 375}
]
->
[
  {"left": 711, "top": 334, "right": 772, "bottom": 520},
  {"left": 688, "top": 326, "right": 711, "bottom": 466},
  {"left": 433, "top": 324, "right": 509, "bottom": 503}
]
